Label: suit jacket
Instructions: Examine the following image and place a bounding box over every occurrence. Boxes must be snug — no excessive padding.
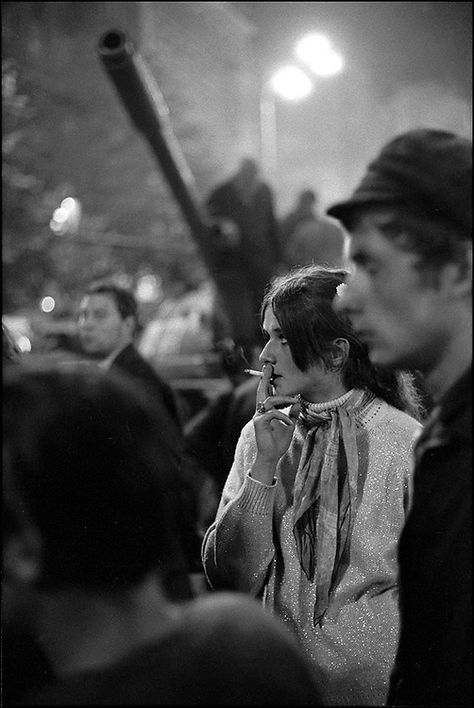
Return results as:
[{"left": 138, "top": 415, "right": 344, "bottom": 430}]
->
[
  {"left": 111, "top": 344, "right": 203, "bottom": 589},
  {"left": 111, "top": 343, "right": 183, "bottom": 431}
]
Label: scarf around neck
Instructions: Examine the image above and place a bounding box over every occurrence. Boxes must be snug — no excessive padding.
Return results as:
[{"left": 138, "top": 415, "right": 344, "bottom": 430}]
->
[{"left": 292, "top": 388, "right": 371, "bottom": 626}]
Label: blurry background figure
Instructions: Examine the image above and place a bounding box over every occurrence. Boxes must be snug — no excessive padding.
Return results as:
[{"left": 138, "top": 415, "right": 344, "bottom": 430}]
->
[
  {"left": 280, "top": 188, "right": 348, "bottom": 270},
  {"left": 278, "top": 189, "right": 318, "bottom": 250},
  {"left": 3, "top": 364, "right": 323, "bottom": 706},
  {"left": 77, "top": 282, "right": 184, "bottom": 429},
  {"left": 205, "top": 157, "right": 281, "bottom": 359},
  {"left": 185, "top": 339, "right": 259, "bottom": 504},
  {"left": 77, "top": 281, "right": 213, "bottom": 593}
]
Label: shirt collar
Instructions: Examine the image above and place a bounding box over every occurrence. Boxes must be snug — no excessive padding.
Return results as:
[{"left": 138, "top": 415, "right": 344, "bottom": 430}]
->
[{"left": 99, "top": 342, "right": 130, "bottom": 370}]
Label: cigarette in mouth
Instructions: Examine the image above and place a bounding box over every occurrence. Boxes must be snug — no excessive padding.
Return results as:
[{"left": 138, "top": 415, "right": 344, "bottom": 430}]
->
[{"left": 244, "top": 368, "right": 263, "bottom": 377}]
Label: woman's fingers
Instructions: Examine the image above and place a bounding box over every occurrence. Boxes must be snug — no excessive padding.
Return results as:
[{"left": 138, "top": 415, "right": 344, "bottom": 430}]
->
[
  {"left": 255, "top": 395, "right": 300, "bottom": 415},
  {"left": 255, "top": 363, "right": 273, "bottom": 412},
  {"left": 255, "top": 408, "right": 297, "bottom": 428}
]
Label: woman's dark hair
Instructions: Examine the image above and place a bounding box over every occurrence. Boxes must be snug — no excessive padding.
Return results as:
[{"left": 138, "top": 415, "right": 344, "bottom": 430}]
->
[{"left": 261, "top": 265, "right": 426, "bottom": 420}]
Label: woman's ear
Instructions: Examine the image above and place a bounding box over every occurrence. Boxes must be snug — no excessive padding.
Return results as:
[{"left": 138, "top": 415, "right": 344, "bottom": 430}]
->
[{"left": 330, "top": 338, "right": 350, "bottom": 368}]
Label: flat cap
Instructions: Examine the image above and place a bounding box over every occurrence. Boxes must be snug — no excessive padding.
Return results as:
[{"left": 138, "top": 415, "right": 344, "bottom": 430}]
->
[{"left": 327, "top": 129, "right": 472, "bottom": 237}]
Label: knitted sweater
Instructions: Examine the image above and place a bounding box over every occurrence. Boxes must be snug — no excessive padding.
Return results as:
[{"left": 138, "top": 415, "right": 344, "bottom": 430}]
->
[{"left": 202, "top": 396, "right": 422, "bottom": 706}]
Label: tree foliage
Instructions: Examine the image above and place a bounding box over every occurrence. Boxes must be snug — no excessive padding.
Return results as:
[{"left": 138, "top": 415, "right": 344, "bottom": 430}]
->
[{"left": 2, "top": 2, "right": 209, "bottom": 316}]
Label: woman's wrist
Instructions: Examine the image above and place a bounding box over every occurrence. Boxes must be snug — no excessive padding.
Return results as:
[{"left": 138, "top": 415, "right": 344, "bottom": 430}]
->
[{"left": 250, "top": 457, "right": 278, "bottom": 485}]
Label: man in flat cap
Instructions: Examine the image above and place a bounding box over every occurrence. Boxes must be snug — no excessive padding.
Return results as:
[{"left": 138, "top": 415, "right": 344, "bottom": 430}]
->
[{"left": 329, "top": 128, "right": 472, "bottom": 707}]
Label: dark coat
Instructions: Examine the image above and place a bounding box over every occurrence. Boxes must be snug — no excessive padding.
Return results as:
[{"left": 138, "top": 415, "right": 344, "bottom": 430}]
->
[
  {"left": 111, "top": 344, "right": 197, "bottom": 596},
  {"left": 206, "top": 179, "right": 280, "bottom": 351},
  {"left": 26, "top": 594, "right": 323, "bottom": 706},
  {"left": 388, "top": 367, "right": 472, "bottom": 706},
  {"left": 111, "top": 343, "right": 183, "bottom": 431}
]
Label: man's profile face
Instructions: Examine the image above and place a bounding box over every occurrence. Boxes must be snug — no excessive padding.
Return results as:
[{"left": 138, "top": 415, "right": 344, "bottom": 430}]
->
[
  {"left": 335, "top": 208, "right": 450, "bottom": 373},
  {"left": 77, "top": 293, "right": 132, "bottom": 357}
]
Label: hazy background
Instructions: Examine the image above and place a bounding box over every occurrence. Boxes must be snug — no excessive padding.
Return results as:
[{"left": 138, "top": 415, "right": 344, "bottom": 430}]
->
[
  {"left": 2, "top": 1, "right": 472, "bottom": 364},
  {"left": 233, "top": 1, "right": 472, "bottom": 211}
]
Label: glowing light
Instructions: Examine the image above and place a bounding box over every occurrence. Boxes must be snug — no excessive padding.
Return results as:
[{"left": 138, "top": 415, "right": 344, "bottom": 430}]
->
[
  {"left": 269, "top": 65, "right": 313, "bottom": 101},
  {"left": 61, "top": 197, "right": 76, "bottom": 209},
  {"left": 17, "top": 335, "right": 32, "bottom": 353},
  {"left": 136, "top": 274, "right": 161, "bottom": 303},
  {"left": 295, "top": 33, "right": 344, "bottom": 77},
  {"left": 306, "top": 50, "right": 344, "bottom": 77},
  {"left": 295, "top": 33, "right": 332, "bottom": 63},
  {"left": 49, "top": 196, "right": 81, "bottom": 235},
  {"left": 40, "top": 296, "right": 56, "bottom": 313},
  {"left": 52, "top": 207, "right": 68, "bottom": 223}
]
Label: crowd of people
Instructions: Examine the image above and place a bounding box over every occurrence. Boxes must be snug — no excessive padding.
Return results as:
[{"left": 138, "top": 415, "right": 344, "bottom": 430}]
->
[{"left": 2, "top": 127, "right": 471, "bottom": 706}]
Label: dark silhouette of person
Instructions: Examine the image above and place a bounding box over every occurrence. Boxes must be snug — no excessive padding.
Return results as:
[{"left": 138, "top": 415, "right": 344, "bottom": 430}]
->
[
  {"left": 184, "top": 340, "right": 259, "bottom": 499},
  {"left": 280, "top": 189, "right": 347, "bottom": 269},
  {"left": 206, "top": 157, "right": 280, "bottom": 358},
  {"left": 331, "top": 128, "right": 472, "bottom": 706},
  {"left": 76, "top": 282, "right": 207, "bottom": 584},
  {"left": 77, "top": 282, "right": 183, "bottom": 429},
  {"left": 278, "top": 188, "right": 318, "bottom": 248},
  {"left": 3, "top": 364, "right": 323, "bottom": 706}
]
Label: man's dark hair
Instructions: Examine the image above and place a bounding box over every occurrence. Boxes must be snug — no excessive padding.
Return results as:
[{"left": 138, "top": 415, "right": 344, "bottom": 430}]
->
[
  {"left": 85, "top": 283, "right": 139, "bottom": 333},
  {"left": 3, "top": 364, "right": 186, "bottom": 592},
  {"left": 349, "top": 207, "right": 471, "bottom": 279},
  {"left": 261, "top": 265, "right": 425, "bottom": 419}
]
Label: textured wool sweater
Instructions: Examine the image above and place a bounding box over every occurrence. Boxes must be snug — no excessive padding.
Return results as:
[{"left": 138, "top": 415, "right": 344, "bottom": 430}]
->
[{"left": 202, "top": 396, "right": 422, "bottom": 706}]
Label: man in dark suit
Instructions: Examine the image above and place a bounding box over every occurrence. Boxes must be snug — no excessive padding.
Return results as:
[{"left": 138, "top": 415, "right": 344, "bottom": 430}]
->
[
  {"left": 77, "top": 282, "right": 182, "bottom": 429},
  {"left": 77, "top": 282, "right": 209, "bottom": 582}
]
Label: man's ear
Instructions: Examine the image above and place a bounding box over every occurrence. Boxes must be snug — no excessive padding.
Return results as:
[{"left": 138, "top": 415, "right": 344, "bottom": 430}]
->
[
  {"left": 3, "top": 526, "right": 42, "bottom": 586},
  {"left": 441, "top": 242, "right": 472, "bottom": 299}
]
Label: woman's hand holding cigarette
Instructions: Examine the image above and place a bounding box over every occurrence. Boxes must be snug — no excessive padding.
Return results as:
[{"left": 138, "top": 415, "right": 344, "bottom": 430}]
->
[{"left": 250, "top": 364, "right": 300, "bottom": 482}]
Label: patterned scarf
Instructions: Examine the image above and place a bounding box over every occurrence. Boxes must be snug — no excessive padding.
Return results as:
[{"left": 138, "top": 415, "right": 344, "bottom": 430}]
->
[{"left": 293, "top": 388, "right": 371, "bottom": 626}]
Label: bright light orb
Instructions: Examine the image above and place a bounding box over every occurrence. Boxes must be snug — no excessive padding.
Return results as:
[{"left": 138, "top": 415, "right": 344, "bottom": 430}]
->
[
  {"left": 40, "top": 296, "right": 56, "bottom": 313},
  {"left": 295, "top": 33, "right": 344, "bottom": 77},
  {"left": 269, "top": 65, "right": 313, "bottom": 101},
  {"left": 136, "top": 274, "right": 161, "bottom": 303},
  {"left": 308, "top": 50, "right": 344, "bottom": 77},
  {"left": 52, "top": 207, "right": 69, "bottom": 224},
  {"left": 295, "top": 33, "right": 331, "bottom": 62},
  {"left": 49, "top": 196, "right": 81, "bottom": 235},
  {"left": 61, "top": 197, "right": 77, "bottom": 210}
]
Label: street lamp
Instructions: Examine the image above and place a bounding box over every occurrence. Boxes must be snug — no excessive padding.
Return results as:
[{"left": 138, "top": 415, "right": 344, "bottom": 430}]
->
[
  {"left": 49, "top": 196, "right": 82, "bottom": 236},
  {"left": 259, "top": 33, "right": 344, "bottom": 183},
  {"left": 260, "top": 65, "right": 314, "bottom": 179},
  {"left": 295, "top": 33, "right": 344, "bottom": 77}
]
